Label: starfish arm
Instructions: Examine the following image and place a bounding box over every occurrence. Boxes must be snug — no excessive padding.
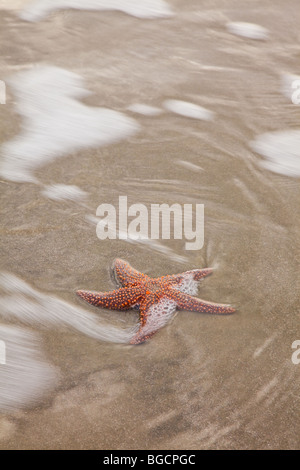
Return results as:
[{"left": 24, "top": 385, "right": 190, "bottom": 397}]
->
[
  {"left": 159, "top": 268, "right": 213, "bottom": 284},
  {"left": 168, "top": 289, "right": 235, "bottom": 315},
  {"left": 77, "top": 286, "right": 144, "bottom": 310},
  {"left": 130, "top": 329, "right": 157, "bottom": 345},
  {"left": 187, "top": 268, "right": 213, "bottom": 281},
  {"left": 130, "top": 295, "right": 177, "bottom": 345},
  {"left": 159, "top": 268, "right": 213, "bottom": 296},
  {"left": 112, "top": 258, "right": 149, "bottom": 287}
]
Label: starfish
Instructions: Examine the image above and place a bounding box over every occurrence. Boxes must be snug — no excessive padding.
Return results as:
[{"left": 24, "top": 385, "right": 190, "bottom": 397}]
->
[{"left": 77, "top": 259, "right": 235, "bottom": 345}]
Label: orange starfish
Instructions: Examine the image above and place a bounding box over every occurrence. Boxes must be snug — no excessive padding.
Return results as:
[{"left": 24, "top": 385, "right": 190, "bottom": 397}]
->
[{"left": 77, "top": 259, "right": 235, "bottom": 345}]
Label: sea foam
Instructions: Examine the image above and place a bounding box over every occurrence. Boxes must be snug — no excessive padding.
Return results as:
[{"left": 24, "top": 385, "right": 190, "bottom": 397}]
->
[
  {"left": 250, "top": 130, "right": 300, "bottom": 177},
  {"left": 41, "top": 184, "right": 87, "bottom": 201},
  {"left": 0, "top": 325, "right": 57, "bottom": 411},
  {"left": 163, "top": 100, "right": 214, "bottom": 121},
  {"left": 0, "top": 273, "right": 139, "bottom": 344},
  {"left": 0, "top": 66, "right": 138, "bottom": 183},
  {"left": 226, "top": 22, "right": 269, "bottom": 40},
  {"left": 20, "top": 0, "right": 173, "bottom": 22}
]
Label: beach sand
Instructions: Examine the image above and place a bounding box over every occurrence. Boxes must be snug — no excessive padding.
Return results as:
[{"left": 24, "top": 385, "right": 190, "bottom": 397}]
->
[{"left": 0, "top": 0, "right": 300, "bottom": 449}]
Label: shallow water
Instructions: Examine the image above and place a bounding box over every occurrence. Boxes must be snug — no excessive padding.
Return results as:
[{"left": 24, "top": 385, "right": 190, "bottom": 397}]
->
[{"left": 0, "top": 0, "right": 300, "bottom": 450}]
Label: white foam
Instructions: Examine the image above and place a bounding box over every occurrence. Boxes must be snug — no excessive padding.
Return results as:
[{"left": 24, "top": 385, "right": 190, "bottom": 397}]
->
[
  {"left": 174, "top": 272, "right": 199, "bottom": 296},
  {"left": 127, "top": 103, "right": 163, "bottom": 116},
  {"left": 0, "top": 273, "right": 139, "bottom": 344},
  {"left": 250, "top": 130, "right": 300, "bottom": 177},
  {"left": 0, "top": 325, "right": 57, "bottom": 411},
  {"left": 0, "top": 66, "right": 139, "bottom": 183},
  {"left": 20, "top": 0, "right": 173, "bottom": 22},
  {"left": 42, "top": 184, "right": 86, "bottom": 201},
  {"left": 226, "top": 22, "right": 269, "bottom": 40},
  {"left": 281, "top": 73, "right": 300, "bottom": 102},
  {"left": 141, "top": 298, "right": 177, "bottom": 336},
  {"left": 163, "top": 100, "right": 214, "bottom": 121}
]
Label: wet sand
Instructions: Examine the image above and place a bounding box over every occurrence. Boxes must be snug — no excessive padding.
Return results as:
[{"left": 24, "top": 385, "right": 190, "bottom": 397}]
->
[{"left": 0, "top": 0, "right": 300, "bottom": 449}]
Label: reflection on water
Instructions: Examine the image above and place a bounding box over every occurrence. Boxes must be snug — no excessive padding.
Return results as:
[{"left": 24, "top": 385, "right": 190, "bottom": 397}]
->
[{"left": 0, "top": 0, "right": 299, "bottom": 450}]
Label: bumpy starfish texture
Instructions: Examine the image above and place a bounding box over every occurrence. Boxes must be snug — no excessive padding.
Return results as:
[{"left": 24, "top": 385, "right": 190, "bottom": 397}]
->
[{"left": 77, "top": 259, "right": 235, "bottom": 345}]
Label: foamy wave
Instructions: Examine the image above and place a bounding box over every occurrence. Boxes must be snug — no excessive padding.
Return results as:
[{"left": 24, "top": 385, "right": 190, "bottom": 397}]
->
[
  {"left": 42, "top": 184, "right": 87, "bottom": 201},
  {"left": 250, "top": 130, "right": 300, "bottom": 177},
  {"left": 226, "top": 22, "right": 269, "bottom": 40},
  {"left": 127, "top": 103, "right": 163, "bottom": 116},
  {"left": 0, "top": 273, "right": 139, "bottom": 344},
  {"left": 0, "top": 325, "right": 57, "bottom": 411},
  {"left": 163, "top": 100, "right": 214, "bottom": 121},
  {"left": 281, "top": 73, "right": 300, "bottom": 102},
  {"left": 0, "top": 66, "right": 139, "bottom": 183},
  {"left": 20, "top": 0, "right": 173, "bottom": 22}
]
